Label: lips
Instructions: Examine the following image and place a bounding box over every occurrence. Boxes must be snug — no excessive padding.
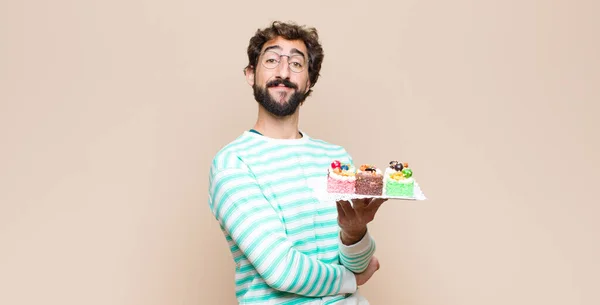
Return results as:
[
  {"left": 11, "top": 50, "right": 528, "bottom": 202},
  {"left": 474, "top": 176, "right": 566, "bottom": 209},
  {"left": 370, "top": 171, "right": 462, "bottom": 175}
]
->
[
  {"left": 270, "top": 84, "right": 288, "bottom": 88},
  {"left": 267, "top": 79, "right": 298, "bottom": 90}
]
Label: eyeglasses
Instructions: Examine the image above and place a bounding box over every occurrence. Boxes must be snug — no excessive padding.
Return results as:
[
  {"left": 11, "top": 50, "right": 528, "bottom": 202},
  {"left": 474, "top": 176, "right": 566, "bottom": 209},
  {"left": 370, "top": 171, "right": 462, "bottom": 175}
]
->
[{"left": 260, "top": 50, "right": 307, "bottom": 73}]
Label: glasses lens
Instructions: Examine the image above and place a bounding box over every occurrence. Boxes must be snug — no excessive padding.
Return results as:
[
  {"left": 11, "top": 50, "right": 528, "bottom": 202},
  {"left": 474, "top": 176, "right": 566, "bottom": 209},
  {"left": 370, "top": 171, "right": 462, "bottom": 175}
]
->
[
  {"left": 261, "top": 51, "right": 280, "bottom": 69},
  {"left": 260, "top": 51, "right": 306, "bottom": 72},
  {"left": 288, "top": 55, "right": 305, "bottom": 72}
]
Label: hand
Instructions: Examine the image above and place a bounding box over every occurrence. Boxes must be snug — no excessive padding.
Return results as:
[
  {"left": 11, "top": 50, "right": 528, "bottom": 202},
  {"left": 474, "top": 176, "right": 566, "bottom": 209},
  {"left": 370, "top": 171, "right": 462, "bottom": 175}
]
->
[
  {"left": 336, "top": 198, "right": 387, "bottom": 245},
  {"left": 355, "top": 256, "right": 380, "bottom": 286}
]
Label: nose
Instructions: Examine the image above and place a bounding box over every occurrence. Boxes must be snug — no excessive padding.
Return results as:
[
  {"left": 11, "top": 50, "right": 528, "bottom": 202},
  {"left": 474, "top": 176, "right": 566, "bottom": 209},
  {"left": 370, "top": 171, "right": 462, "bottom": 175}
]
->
[{"left": 275, "top": 56, "right": 291, "bottom": 79}]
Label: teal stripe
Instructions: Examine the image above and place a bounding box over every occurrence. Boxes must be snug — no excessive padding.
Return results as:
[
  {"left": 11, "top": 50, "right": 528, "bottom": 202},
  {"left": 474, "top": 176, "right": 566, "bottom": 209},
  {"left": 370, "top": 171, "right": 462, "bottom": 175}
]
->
[
  {"left": 238, "top": 263, "right": 255, "bottom": 273},
  {"left": 235, "top": 274, "right": 256, "bottom": 286},
  {"left": 318, "top": 232, "right": 339, "bottom": 240},
  {"left": 233, "top": 253, "right": 245, "bottom": 264},
  {"left": 340, "top": 244, "right": 376, "bottom": 272},
  {"left": 231, "top": 215, "right": 282, "bottom": 257},
  {"left": 277, "top": 196, "right": 315, "bottom": 208},
  {"left": 212, "top": 174, "right": 259, "bottom": 204},
  {"left": 320, "top": 244, "right": 339, "bottom": 253},
  {"left": 340, "top": 240, "right": 376, "bottom": 263},
  {"left": 314, "top": 265, "right": 332, "bottom": 295},
  {"left": 287, "top": 254, "right": 305, "bottom": 292},
  {"left": 294, "top": 256, "right": 315, "bottom": 295},
  {"left": 244, "top": 143, "right": 338, "bottom": 159},
  {"left": 209, "top": 133, "right": 362, "bottom": 302},
  {"left": 218, "top": 136, "right": 260, "bottom": 156},
  {"left": 252, "top": 239, "right": 288, "bottom": 271},
  {"left": 318, "top": 219, "right": 338, "bottom": 227},
  {"left": 320, "top": 256, "right": 339, "bottom": 264},
  {"left": 279, "top": 296, "right": 318, "bottom": 305},
  {"left": 222, "top": 202, "right": 276, "bottom": 244},
  {"left": 248, "top": 151, "right": 345, "bottom": 167},
  {"left": 286, "top": 222, "right": 316, "bottom": 236},
  {"left": 284, "top": 209, "right": 319, "bottom": 223},
  {"left": 304, "top": 262, "right": 323, "bottom": 295},
  {"left": 241, "top": 293, "right": 287, "bottom": 303},
  {"left": 324, "top": 295, "right": 347, "bottom": 305},
  {"left": 258, "top": 245, "right": 289, "bottom": 285},
  {"left": 286, "top": 206, "right": 337, "bottom": 223},
  {"left": 235, "top": 288, "right": 248, "bottom": 298},
  {"left": 323, "top": 268, "right": 339, "bottom": 295},
  {"left": 263, "top": 175, "right": 309, "bottom": 188},
  {"left": 214, "top": 184, "right": 263, "bottom": 217},
  {"left": 244, "top": 234, "right": 280, "bottom": 268}
]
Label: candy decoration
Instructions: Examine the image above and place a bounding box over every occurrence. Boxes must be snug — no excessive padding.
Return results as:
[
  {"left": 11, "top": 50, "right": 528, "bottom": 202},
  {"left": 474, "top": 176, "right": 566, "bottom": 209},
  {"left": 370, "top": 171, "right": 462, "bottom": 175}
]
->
[
  {"left": 394, "top": 163, "right": 404, "bottom": 171},
  {"left": 331, "top": 160, "right": 341, "bottom": 169},
  {"left": 391, "top": 172, "right": 404, "bottom": 180},
  {"left": 341, "top": 164, "right": 349, "bottom": 171},
  {"left": 402, "top": 168, "right": 413, "bottom": 178}
]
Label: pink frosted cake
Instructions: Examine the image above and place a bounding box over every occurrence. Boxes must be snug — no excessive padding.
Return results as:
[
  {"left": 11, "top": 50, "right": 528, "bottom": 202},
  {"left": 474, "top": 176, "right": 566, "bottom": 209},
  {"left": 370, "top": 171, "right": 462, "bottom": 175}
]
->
[{"left": 326, "top": 160, "right": 356, "bottom": 194}]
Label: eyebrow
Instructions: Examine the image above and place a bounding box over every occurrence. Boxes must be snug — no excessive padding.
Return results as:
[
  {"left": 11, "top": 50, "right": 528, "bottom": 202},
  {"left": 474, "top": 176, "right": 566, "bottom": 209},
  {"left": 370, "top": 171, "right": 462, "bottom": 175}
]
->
[
  {"left": 290, "top": 48, "right": 306, "bottom": 59},
  {"left": 263, "top": 45, "right": 306, "bottom": 59}
]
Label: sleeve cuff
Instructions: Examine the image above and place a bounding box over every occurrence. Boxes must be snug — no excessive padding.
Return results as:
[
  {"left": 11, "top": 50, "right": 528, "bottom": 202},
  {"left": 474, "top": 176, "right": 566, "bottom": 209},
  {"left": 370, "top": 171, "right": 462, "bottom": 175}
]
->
[
  {"left": 339, "top": 230, "right": 374, "bottom": 256},
  {"left": 338, "top": 267, "right": 357, "bottom": 294}
]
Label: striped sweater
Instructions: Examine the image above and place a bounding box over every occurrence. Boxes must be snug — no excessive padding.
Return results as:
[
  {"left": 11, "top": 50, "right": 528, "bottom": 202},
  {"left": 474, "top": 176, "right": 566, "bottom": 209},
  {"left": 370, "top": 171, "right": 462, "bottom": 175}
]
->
[{"left": 208, "top": 130, "right": 376, "bottom": 304}]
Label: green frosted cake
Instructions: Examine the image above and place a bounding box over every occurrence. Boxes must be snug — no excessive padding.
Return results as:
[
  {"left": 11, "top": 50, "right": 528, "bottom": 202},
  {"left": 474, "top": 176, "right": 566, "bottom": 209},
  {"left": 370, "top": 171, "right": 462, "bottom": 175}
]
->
[{"left": 384, "top": 161, "right": 414, "bottom": 197}]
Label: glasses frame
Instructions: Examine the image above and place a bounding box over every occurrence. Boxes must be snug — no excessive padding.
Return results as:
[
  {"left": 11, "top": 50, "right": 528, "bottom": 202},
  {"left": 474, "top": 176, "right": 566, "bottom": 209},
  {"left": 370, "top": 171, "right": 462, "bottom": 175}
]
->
[{"left": 259, "top": 50, "right": 308, "bottom": 73}]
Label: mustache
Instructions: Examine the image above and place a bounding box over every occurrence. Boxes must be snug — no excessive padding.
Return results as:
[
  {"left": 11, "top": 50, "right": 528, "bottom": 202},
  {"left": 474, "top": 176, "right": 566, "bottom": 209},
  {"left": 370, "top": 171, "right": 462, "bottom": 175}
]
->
[{"left": 266, "top": 79, "right": 298, "bottom": 90}]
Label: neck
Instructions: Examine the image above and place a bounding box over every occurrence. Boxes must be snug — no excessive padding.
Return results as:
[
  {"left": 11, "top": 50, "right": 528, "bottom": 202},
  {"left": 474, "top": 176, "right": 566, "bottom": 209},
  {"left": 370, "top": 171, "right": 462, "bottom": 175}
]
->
[{"left": 253, "top": 106, "right": 302, "bottom": 139}]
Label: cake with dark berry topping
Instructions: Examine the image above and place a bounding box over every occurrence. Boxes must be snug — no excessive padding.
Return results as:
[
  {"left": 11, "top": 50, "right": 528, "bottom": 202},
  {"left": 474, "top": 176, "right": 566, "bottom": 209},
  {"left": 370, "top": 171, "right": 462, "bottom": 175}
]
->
[
  {"left": 326, "top": 160, "right": 356, "bottom": 194},
  {"left": 384, "top": 161, "right": 414, "bottom": 197},
  {"left": 355, "top": 164, "right": 384, "bottom": 196}
]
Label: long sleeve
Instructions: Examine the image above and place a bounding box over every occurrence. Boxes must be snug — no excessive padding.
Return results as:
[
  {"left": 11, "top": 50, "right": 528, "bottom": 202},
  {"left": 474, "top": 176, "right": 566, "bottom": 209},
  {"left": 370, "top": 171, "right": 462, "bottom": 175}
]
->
[
  {"left": 335, "top": 150, "right": 377, "bottom": 274},
  {"left": 209, "top": 165, "right": 357, "bottom": 297},
  {"left": 338, "top": 230, "right": 376, "bottom": 273}
]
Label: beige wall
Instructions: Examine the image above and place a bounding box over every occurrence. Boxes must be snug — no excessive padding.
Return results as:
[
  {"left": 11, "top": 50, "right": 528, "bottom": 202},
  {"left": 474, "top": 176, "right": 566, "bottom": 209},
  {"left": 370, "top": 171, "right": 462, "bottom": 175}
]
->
[{"left": 1, "top": 0, "right": 598, "bottom": 304}]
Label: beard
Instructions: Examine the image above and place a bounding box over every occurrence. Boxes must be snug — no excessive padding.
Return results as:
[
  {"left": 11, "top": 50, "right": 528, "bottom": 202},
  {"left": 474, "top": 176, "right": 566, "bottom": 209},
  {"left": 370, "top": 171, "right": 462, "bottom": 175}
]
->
[{"left": 253, "top": 78, "right": 307, "bottom": 117}]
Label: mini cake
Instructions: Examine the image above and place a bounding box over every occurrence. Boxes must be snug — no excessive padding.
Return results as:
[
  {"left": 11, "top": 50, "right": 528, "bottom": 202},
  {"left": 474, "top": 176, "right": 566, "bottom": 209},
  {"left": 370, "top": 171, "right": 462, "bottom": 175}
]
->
[
  {"left": 355, "top": 164, "right": 384, "bottom": 196},
  {"left": 326, "top": 160, "right": 356, "bottom": 194},
  {"left": 384, "top": 161, "right": 414, "bottom": 197}
]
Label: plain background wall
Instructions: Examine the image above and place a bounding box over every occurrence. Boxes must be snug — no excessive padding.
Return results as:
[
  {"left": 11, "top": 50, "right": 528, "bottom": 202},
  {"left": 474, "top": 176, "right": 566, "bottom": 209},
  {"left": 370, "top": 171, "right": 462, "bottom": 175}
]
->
[{"left": 1, "top": 0, "right": 598, "bottom": 304}]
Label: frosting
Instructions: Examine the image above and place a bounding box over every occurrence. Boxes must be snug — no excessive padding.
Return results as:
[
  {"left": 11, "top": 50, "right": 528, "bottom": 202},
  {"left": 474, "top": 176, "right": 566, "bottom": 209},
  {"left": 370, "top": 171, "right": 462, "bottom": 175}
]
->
[
  {"left": 357, "top": 164, "right": 382, "bottom": 176},
  {"left": 329, "top": 160, "right": 356, "bottom": 181},
  {"left": 385, "top": 161, "right": 414, "bottom": 181}
]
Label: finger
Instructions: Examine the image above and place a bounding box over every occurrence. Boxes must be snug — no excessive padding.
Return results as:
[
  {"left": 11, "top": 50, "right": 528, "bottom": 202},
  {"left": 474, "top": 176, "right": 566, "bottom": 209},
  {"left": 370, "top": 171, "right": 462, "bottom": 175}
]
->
[
  {"left": 338, "top": 200, "right": 355, "bottom": 217},
  {"left": 366, "top": 198, "right": 387, "bottom": 213},
  {"left": 352, "top": 198, "right": 370, "bottom": 210},
  {"left": 336, "top": 201, "right": 346, "bottom": 217}
]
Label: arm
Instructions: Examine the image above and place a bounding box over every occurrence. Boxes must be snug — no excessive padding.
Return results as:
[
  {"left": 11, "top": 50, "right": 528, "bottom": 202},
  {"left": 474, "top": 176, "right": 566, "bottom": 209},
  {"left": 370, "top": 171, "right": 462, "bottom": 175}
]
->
[
  {"left": 335, "top": 149, "right": 378, "bottom": 273},
  {"left": 209, "top": 165, "right": 357, "bottom": 297},
  {"left": 338, "top": 229, "right": 376, "bottom": 273}
]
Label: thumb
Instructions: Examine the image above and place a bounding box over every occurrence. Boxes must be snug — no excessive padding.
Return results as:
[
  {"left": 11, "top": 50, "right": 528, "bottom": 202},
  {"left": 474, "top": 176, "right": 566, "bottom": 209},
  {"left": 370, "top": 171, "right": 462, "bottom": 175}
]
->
[{"left": 370, "top": 256, "right": 380, "bottom": 271}]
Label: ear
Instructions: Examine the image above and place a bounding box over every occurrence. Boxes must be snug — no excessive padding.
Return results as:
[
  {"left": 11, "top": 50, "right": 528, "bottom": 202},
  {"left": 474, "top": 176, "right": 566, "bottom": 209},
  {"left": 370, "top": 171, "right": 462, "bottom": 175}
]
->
[
  {"left": 245, "top": 66, "right": 255, "bottom": 87},
  {"left": 304, "top": 79, "right": 311, "bottom": 94}
]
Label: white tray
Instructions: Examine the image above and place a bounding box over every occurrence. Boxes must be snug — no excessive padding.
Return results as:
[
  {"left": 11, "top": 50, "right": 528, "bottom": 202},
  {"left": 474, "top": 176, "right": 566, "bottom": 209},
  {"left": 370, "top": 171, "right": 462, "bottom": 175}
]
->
[{"left": 318, "top": 181, "right": 427, "bottom": 202}]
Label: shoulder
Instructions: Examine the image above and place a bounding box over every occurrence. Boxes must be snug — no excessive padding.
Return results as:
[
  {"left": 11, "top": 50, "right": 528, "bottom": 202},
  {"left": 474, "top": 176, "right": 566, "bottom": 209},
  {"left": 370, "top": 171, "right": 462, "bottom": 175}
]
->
[
  {"left": 303, "top": 133, "right": 354, "bottom": 162},
  {"left": 210, "top": 131, "right": 262, "bottom": 172}
]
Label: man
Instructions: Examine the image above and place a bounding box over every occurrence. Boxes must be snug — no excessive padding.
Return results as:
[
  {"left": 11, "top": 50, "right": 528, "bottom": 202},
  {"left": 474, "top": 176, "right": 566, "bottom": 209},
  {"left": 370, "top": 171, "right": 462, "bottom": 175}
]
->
[{"left": 208, "top": 21, "right": 386, "bottom": 304}]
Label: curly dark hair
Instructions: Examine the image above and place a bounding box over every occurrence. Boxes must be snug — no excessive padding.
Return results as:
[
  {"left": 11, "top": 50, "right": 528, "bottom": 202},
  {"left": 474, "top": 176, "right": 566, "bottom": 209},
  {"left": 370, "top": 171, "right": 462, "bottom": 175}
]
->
[{"left": 244, "top": 21, "right": 324, "bottom": 97}]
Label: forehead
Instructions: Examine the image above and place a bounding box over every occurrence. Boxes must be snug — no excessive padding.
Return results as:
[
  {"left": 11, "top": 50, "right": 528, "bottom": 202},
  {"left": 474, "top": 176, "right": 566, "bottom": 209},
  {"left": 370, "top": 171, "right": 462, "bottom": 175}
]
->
[{"left": 261, "top": 36, "right": 308, "bottom": 54}]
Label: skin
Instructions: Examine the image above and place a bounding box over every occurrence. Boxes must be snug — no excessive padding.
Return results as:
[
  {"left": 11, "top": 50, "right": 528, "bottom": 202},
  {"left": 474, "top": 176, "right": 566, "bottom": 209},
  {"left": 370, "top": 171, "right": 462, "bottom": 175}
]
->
[
  {"left": 245, "top": 36, "right": 310, "bottom": 140},
  {"left": 245, "top": 36, "right": 386, "bottom": 286}
]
